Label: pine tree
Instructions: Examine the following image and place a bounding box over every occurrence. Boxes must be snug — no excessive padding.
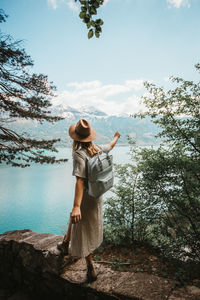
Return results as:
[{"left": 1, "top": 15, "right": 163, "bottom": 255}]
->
[{"left": 0, "top": 9, "right": 68, "bottom": 167}]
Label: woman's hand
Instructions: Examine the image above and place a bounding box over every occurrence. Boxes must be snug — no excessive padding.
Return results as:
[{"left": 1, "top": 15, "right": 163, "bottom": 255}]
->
[
  {"left": 71, "top": 206, "right": 81, "bottom": 224},
  {"left": 114, "top": 131, "right": 120, "bottom": 139}
]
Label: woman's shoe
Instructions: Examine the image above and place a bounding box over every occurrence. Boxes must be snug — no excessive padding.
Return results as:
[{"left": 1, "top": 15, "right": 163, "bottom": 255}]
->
[
  {"left": 86, "top": 264, "right": 97, "bottom": 283},
  {"left": 57, "top": 240, "right": 69, "bottom": 256}
]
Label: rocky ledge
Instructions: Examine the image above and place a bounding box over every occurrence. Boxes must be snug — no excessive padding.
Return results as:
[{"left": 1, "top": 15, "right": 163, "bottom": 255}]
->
[{"left": 0, "top": 229, "right": 200, "bottom": 300}]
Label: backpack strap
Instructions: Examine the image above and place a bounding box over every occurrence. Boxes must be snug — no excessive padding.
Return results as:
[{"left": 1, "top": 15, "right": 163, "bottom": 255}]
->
[
  {"left": 96, "top": 145, "right": 112, "bottom": 165},
  {"left": 74, "top": 149, "right": 89, "bottom": 190},
  {"left": 90, "top": 149, "right": 103, "bottom": 158}
]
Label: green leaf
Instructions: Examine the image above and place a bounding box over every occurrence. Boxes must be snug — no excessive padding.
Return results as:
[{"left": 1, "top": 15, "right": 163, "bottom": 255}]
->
[
  {"left": 88, "top": 29, "right": 94, "bottom": 39},
  {"left": 79, "top": 11, "right": 86, "bottom": 19},
  {"left": 81, "top": 6, "right": 87, "bottom": 12},
  {"left": 95, "top": 25, "right": 102, "bottom": 32},
  {"left": 87, "top": 21, "right": 91, "bottom": 29},
  {"left": 91, "top": 7, "right": 97, "bottom": 15},
  {"left": 96, "top": 18, "right": 103, "bottom": 25},
  {"left": 94, "top": 1, "right": 100, "bottom": 8},
  {"left": 83, "top": 16, "right": 90, "bottom": 23},
  {"left": 95, "top": 30, "right": 100, "bottom": 38}
]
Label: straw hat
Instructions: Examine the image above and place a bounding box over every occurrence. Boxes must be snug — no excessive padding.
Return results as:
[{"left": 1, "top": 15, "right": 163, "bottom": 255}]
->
[{"left": 68, "top": 119, "right": 97, "bottom": 142}]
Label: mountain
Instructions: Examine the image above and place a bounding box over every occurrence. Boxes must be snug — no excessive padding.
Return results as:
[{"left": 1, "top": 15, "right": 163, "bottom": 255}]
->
[
  {"left": 51, "top": 104, "right": 108, "bottom": 119},
  {"left": 7, "top": 104, "right": 160, "bottom": 147}
]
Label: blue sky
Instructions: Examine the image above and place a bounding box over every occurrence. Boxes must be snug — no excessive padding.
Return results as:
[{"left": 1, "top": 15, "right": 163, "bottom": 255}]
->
[{"left": 1, "top": 0, "right": 200, "bottom": 115}]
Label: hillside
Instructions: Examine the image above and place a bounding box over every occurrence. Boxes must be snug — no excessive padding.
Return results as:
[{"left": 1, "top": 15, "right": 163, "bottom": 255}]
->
[{"left": 7, "top": 104, "right": 160, "bottom": 147}]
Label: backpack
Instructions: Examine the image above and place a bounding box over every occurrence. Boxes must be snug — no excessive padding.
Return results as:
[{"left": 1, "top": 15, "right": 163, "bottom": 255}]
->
[{"left": 76, "top": 147, "right": 114, "bottom": 198}]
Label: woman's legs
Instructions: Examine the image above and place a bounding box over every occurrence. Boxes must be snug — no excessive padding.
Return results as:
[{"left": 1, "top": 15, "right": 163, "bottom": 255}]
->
[
  {"left": 85, "top": 253, "right": 93, "bottom": 265},
  {"left": 85, "top": 253, "right": 97, "bottom": 282}
]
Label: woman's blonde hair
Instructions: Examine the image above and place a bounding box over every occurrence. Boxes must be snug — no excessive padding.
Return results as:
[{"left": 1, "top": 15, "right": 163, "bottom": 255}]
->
[{"left": 72, "top": 140, "right": 99, "bottom": 156}]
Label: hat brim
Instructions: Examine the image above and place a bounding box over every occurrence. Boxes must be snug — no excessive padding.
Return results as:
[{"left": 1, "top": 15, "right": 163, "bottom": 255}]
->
[{"left": 68, "top": 123, "right": 97, "bottom": 142}]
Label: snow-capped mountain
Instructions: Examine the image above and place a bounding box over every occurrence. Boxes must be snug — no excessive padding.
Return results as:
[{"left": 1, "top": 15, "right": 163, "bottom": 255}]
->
[
  {"left": 7, "top": 105, "right": 160, "bottom": 147},
  {"left": 51, "top": 104, "right": 107, "bottom": 120}
]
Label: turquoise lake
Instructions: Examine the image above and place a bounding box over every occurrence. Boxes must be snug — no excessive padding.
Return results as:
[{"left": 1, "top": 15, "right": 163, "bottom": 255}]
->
[{"left": 0, "top": 146, "right": 131, "bottom": 236}]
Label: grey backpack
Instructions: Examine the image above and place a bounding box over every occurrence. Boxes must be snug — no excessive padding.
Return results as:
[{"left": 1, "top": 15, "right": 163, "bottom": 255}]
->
[{"left": 76, "top": 147, "right": 114, "bottom": 198}]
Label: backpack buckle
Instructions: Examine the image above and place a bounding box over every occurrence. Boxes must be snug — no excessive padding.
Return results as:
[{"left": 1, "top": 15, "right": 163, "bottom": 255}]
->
[{"left": 107, "top": 154, "right": 112, "bottom": 166}]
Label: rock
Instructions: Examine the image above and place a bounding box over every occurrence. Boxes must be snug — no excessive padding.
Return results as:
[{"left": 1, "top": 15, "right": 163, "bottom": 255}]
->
[
  {"left": 0, "top": 229, "right": 199, "bottom": 300},
  {"left": 61, "top": 258, "right": 176, "bottom": 300},
  {"left": 169, "top": 285, "right": 200, "bottom": 300},
  {"left": 0, "top": 229, "right": 64, "bottom": 275}
]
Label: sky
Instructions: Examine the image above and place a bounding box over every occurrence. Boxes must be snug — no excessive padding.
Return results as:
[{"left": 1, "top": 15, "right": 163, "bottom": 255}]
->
[{"left": 1, "top": 0, "right": 200, "bottom": 115}]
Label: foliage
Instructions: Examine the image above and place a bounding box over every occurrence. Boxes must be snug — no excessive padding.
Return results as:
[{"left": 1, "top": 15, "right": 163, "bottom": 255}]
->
[
  {"left": 104, "top": 65, "right": 200, "bottom": 262},
  {"left": 0, "top": 9, "right": 68, "bottom": 167},
  {"left": 136, "top": 145, "right": 200, "bottom": 261},
  {"left": 103, "top": 151, "right": 157, "bottom": 247},
  {"left": 75, "top": 0, "right": 104, "bottom": 38},
  {"left": 135, "top": 64, "right": 200, "bottom": 260}
]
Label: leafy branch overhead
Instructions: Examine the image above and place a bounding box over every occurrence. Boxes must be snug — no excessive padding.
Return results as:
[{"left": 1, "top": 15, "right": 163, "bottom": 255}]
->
[{"left": 75, "top": 0, "right": 104, "bottom": 39}]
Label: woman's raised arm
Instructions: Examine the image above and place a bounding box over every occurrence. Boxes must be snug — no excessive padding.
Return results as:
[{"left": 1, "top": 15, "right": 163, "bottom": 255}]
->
[{"left": 110, "top": 131, "right": 120, "bottom": 150}]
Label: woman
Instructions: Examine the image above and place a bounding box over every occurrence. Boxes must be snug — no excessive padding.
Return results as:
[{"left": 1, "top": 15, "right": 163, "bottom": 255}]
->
[{"left": 57, "top": 118, "right": 120, "bottom": 282}]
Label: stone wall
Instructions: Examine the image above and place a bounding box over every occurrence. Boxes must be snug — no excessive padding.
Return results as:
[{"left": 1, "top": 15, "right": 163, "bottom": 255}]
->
[
  {"left": 0, "top": 229, "right": 116, "bottom": 300},
  {"left": 0, "top": 229, "right": 200, "bottom": 300}
]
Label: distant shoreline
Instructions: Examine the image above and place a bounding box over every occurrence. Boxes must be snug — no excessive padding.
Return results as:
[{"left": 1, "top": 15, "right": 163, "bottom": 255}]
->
[{"left": 56, "top": 143, "right": 159, "bottom": 149}]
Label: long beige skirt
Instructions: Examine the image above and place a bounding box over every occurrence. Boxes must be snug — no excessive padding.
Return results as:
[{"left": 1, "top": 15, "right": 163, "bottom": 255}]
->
[{"left": 69, "top": 190, "right": 103, "bottom": 258}]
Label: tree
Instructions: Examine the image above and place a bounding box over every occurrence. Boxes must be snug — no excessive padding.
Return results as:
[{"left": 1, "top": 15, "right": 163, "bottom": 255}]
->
[
  {"left": 104, "top": 141, "right": 157, "bottom": 247},
  {"left": 75, "top": 0, "right": 104, "bottom": 39},
  {"left": 104, "top": 162, "right": 142, "bottom": 246},
  {"left": 134, "top": 66, "right": 200, "bottom": 260},
  {"left": 104, "top": 65, "right": 200, "bottom": 261},
  {"left": 0, "top": 9, "right": 68, "bottom": 167}
]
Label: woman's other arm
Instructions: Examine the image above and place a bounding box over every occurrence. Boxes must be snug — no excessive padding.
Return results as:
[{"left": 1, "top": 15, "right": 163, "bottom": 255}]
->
[
  {"left": 110, "top": 131, "right": 120, "bottom": 150},
  {"left": 70, "top": 176, "right": 84, "bottom": 223}
]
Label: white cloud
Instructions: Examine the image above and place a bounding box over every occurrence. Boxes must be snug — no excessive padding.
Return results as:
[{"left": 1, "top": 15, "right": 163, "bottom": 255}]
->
[
  {"left": 48, "top": 0, "right": 191, "bottom": 11},
  {"left": 48, "top": 0, "right": 58, "bottom": 9},
  {"left": 167, "top": 0, "right": 190, "bottom": 8},
  {"left": 67, "top": 0, "right": 79, "bottom": 11},
  {"left": 103, "top": 0, "right": 111, "bottom": 6},
  {"left": 48, "top": 0, "right": 111, "bottom": 10},
  {"left": 48, "top": 0, "right": 78, "bottom": 11},
  {"left": 52, "top": 80, "right": 146, "bottom": 116},
  {"left": 125, "top": 80, "right": 144, "bottom": 91},
  {"left": 163, "top": 76, "right": 170, "bottom": 82}
]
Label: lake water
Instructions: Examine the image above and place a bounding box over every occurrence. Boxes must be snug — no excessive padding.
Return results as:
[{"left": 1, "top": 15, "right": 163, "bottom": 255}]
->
[{"left": 0, "top": 146, "right": 131, "bottom": 236}]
